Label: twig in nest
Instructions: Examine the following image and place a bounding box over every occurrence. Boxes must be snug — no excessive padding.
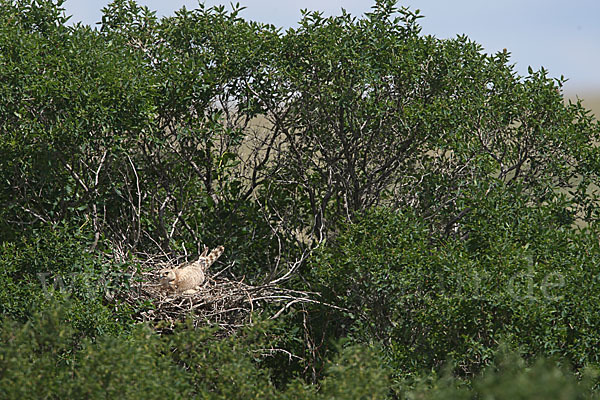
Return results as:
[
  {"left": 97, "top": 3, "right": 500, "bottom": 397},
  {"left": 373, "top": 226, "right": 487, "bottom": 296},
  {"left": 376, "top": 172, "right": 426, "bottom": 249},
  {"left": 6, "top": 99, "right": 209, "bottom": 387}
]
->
[{"left": 114, "top": 253, "right": 335, "bottom": 335}]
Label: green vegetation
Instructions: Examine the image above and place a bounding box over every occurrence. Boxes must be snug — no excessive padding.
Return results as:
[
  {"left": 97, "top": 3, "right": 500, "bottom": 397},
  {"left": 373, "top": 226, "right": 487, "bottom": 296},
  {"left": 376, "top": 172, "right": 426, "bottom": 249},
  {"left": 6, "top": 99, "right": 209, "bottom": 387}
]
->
[
  {"left": 1, "top": 0, "right": 600, "bottom": 398},
  {"left": 567, "top": 93, "right": 600, "bottom": 120}
]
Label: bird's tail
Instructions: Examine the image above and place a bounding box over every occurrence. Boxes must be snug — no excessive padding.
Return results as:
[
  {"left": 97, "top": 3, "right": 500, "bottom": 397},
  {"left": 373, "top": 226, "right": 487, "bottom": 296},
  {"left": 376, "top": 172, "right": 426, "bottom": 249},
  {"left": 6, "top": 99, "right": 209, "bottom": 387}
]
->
[{"left": 202, "top": 245, "right": 225, "bottom": 269}]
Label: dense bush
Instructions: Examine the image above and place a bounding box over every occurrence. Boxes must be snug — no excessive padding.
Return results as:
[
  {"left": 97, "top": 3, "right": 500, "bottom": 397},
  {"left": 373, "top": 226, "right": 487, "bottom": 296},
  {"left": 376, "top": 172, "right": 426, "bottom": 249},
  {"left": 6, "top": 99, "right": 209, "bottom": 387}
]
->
[
  {"left": 404, "top": 351, "right": 599, "bottom": 399},
  {"left": 0, "top": 0, "right": 283, "bottom": 279},
  {"left": 1, "top": 306, "right": 597, "bottom": 399},
  {"left": 0, "top": 223, "right": 133, "bottom": 335},
  {"left": 255, "top": 3, "right": 600, "bottom": 240},
  {"left": 0, "top": 306, "right": 193, "bottom": 399},
  {"left": 2, "top": 0, "right": 600, "bottom": 398},
  {"left": 0, "top": 306, "right": 392, "bottom": 399},
  {"left": 309, "top": 195, "right": 600, "bottom": 377}
]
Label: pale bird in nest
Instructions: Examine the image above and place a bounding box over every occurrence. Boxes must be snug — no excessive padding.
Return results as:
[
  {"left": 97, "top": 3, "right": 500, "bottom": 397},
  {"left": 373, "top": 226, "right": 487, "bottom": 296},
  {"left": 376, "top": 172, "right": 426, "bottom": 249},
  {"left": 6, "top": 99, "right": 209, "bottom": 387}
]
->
[{"left": 159, "top": 245, "right": 225, "bottom": 294}]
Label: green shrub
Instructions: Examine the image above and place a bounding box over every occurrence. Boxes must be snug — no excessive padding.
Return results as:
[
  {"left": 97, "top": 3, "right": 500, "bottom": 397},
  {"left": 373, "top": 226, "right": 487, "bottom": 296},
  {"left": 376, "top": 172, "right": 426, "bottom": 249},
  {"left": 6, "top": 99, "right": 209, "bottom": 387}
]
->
[
  {"left": 2, "top": 0, "right": 600, "bottom": 398},
  {"left": 0, "top": 306, "right": 75, "bottom": 399},
  {"left": 406, "top": 352, "right": 600, "bottom": 399},
  {"left": 317, "top": 344, "right": 390, "bottom": 399},
  {"left": 309, "top": 194, "right": 600, "bottom": 376},
  {"left": 0, "top": 223, "right": 133, "bottom": 336},
  {"left": 0, "top": 306, "right": 393, "bottom": 399},
  {"left": 68, "top": 327, "right": 193, "bottom": 399},
  {"left": 0, "top": 306, "right": 192, "bottom": 399}
]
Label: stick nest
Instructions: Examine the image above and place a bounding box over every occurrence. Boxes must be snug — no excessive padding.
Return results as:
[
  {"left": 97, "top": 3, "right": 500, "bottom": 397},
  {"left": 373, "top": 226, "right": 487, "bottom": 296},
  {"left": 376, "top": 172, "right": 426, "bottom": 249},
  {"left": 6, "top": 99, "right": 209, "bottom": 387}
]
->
[{"left": 118, "top": 253, "right": 319, "bottom": 333}]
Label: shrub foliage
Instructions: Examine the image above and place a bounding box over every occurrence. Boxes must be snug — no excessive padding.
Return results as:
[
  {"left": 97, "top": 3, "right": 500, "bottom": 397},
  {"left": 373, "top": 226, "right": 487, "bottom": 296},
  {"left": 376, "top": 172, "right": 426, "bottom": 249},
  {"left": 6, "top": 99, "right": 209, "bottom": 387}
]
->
[{"left": 1, "top": 0, "right": 600, "bottom": 398}]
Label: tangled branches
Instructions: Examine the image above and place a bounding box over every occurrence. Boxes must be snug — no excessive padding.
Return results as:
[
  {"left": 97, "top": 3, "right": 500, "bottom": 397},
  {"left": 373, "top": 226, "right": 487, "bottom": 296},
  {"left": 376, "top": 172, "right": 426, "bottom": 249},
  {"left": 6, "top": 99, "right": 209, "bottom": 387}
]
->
[{"left": 119, "top": 253, "right": 332, "bottom": 334}]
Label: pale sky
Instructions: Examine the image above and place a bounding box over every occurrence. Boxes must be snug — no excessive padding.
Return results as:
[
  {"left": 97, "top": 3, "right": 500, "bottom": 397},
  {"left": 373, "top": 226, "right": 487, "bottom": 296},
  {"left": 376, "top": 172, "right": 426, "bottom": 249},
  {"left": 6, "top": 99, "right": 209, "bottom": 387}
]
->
[{"left": 63, "top": 1, "right": 600, "bottom": 96}]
